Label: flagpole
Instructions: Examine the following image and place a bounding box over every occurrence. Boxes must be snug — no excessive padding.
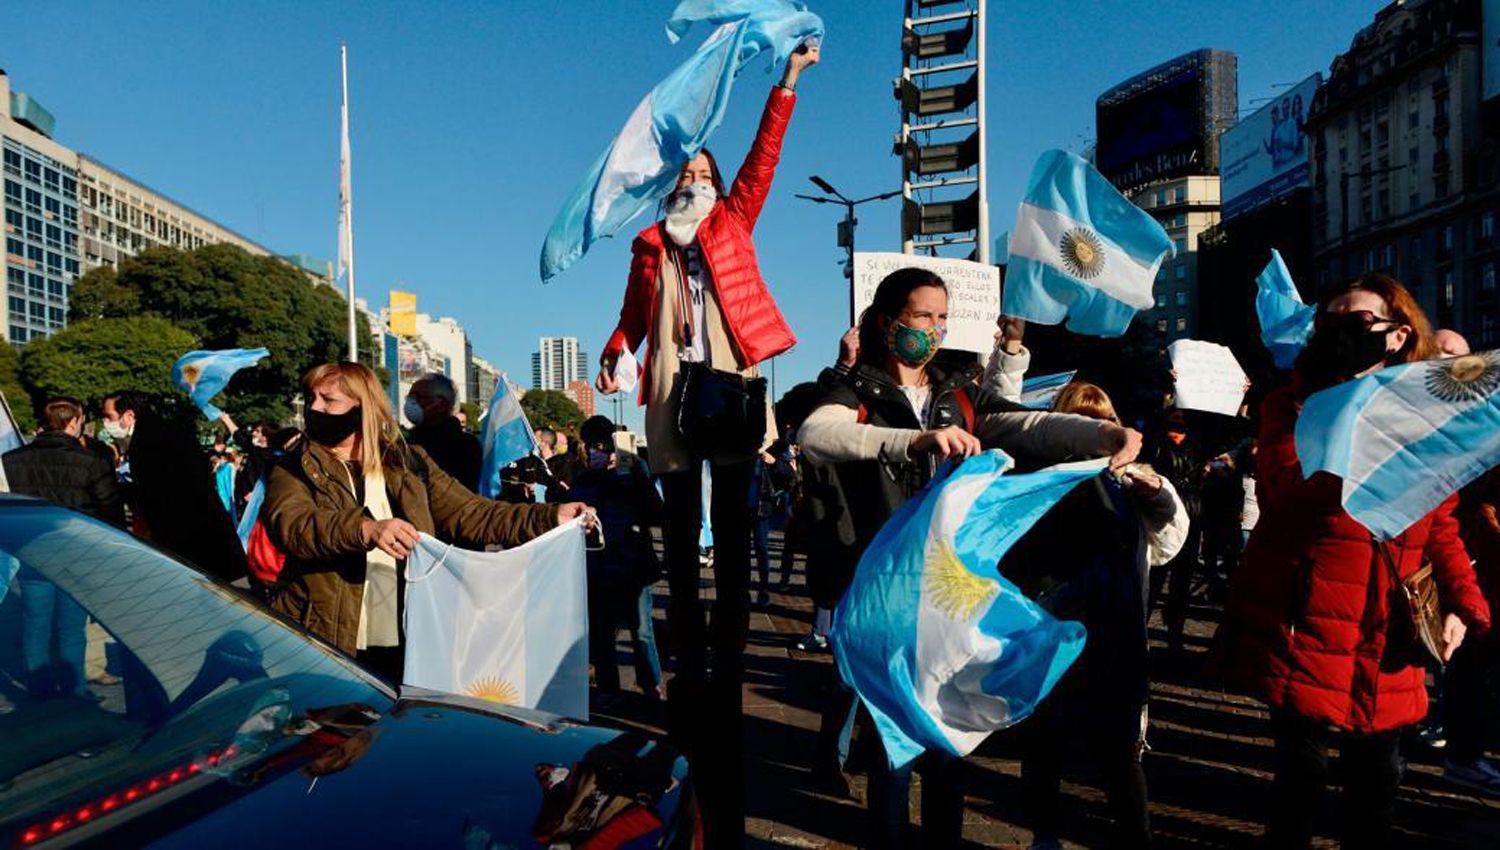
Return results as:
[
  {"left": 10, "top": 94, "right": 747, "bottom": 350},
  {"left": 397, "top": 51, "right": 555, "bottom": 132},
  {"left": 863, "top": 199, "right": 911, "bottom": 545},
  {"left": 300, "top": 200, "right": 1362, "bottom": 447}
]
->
[
  {"left": 340, "top": 43, "right": 358, "bottom": 362},
  {"left": 975, "top": 0, "right": 990, "bottom": 264}
]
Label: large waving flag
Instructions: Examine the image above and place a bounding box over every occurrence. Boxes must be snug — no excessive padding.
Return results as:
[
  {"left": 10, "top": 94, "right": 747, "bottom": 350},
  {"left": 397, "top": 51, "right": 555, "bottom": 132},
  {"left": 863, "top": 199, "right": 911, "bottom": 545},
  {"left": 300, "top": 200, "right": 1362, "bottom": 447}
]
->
[
  {"left": 479, "top": 375, "right": 539, "bottom": 499},
  {"left": 171, "top": 348, "right": 270, "bottom": 420},
  {"left": 539, "top": 0, "right": 823, "bottom": 280},
  {"left": 1296, "top": 350, "right": 1500, "bottom": 540},
  {"left": 1256, "top": 249, "right": 1314, "bottom": 370},
  {"left": 404, "top": 522, "right": 589, "bottom": 718},
  {"left": 833, "top": 451, "right": 1105, "bottom": 768},
  {"left": 1004, "top": 150, "right": 1175, "bottom": 337}
]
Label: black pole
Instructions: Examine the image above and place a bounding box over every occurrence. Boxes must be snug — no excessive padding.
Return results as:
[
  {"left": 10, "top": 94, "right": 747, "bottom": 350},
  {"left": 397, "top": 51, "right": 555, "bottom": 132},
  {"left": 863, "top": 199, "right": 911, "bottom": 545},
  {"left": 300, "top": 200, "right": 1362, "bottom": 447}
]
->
[{"left": 845, "top": 200, "right": 857, "bottom": 326}]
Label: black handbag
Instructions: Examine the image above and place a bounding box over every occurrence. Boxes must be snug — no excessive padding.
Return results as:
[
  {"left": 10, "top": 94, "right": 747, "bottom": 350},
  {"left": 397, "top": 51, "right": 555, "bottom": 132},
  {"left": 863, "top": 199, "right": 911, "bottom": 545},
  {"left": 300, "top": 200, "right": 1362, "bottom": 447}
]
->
[{"left": 676, "top": 361, "right": 767, "bottom": 457}]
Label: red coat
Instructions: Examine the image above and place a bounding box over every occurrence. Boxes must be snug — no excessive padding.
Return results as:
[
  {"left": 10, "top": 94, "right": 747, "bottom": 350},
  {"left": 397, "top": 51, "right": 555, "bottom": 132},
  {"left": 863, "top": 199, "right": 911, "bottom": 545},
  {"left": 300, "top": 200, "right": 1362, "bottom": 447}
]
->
[
  {"left": 1218, "top": 382, "right": 1490, "bottom": 734},
  {"left": 602, "top": 87, "right": 798, "bottom": 398}
]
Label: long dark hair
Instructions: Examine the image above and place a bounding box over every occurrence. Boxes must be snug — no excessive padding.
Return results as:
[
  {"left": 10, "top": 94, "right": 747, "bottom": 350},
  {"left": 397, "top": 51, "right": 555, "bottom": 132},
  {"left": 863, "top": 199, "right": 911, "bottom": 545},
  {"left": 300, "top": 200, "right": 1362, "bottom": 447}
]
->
[{"left": 856, "top": 267, "right": 947, "bottom": 367}]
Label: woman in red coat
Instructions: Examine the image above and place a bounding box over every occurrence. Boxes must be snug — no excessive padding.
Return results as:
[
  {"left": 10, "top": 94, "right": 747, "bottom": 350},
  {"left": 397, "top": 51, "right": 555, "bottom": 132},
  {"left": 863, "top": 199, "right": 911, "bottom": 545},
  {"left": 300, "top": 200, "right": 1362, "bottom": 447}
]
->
[
  {"left": 1218, "top": 274, "right": 1490, "bottom": 848},
  {"left": 593, "top": 42, "right": 818, "bottom": 847}
]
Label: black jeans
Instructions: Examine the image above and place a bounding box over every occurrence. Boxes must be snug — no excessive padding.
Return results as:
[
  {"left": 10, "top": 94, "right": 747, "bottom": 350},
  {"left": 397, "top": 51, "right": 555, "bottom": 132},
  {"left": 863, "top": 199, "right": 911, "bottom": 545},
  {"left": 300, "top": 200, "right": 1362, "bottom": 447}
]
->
[
  {"left": 1021, "top": 700, "right": 1150, "bottom": 849},
  {"left": 1267, "top": 710, "right": 1404, "bottom": 850},
  {"left": 867, "top": 739, "right": 966, "bottom": 850},
  {"left": 659, "top": 460, "right": 754, "bottom": 848},
  {"left": 1444, "top": 630, "right": 1500, "bottom": 763},
  {"left": 1150, "top": 524, "right": 1201, "bottom": 644}
]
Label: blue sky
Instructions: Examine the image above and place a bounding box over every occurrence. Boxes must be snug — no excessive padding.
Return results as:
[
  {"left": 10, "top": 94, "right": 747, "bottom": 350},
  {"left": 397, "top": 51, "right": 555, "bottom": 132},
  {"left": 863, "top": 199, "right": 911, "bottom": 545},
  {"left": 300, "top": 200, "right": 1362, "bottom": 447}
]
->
[{"left": 6, "top": 0, "right": 1381, "bottom": 430}]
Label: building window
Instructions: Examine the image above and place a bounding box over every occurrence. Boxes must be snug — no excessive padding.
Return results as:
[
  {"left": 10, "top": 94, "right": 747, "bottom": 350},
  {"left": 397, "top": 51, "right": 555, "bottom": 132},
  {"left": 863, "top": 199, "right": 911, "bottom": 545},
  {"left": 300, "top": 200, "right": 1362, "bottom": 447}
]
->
[
  {"left": 3, "top": 180, "right": 20, "bottom": 202},
  {"left": 1154, "top": 190, "right": 1166, "bottom": 206},
  {"left": 1443, "top": 225, "right": 1455, "bottom": 252},
  {"left": 1483, "top": 212, "right": 1496, "bottom": 241},
  {"left": 1485, "top": 263, "right": 1497, "bottom": 291},
  {"left": 22, "top": 160, "right": 40, "bottom": 182},
  {"left": 10, "top": 327, "right": 26, "bottom": 344},
  {"left": 1173, "top": 237, "right": 1187, "bottom": 253},
  {"left": 1443, "top": 271, "right": 1454, "bottom": 306},
  {"left": 1175, "top": 265, "right": 1186, "bottom": 280},
  {"left": 1154, "top": 294, "right": 1166, "bottom": 308},
  {"left": 1174, "top": 187, "right": 1187, "bottom": 202},
  {"left": 1409, "top": 110, "right": 1419, "bottom": 130},
  {"left": 28, "top": 302, "right": 44, "bottom": 320},
  {"left": 1, "top": 149, "right": 19, "bottom": 174},
  {"left": 47, "top": 307, "right": 64, "bottom": 324},
  {"left": 1175, "top": 291, "right": 1187, "bottom": 307},
  {"left": 1155, "top": 319, "right": 1168, "bottom": 333},
  {"left": 7, "top": 297, "right": 24, "bottom": 315},
  {"left": 1174, "top": 317, "right": 1188, "bottom": 332},
  {"left": 3, "top": 209, "right": 20, "bottom": 229}
]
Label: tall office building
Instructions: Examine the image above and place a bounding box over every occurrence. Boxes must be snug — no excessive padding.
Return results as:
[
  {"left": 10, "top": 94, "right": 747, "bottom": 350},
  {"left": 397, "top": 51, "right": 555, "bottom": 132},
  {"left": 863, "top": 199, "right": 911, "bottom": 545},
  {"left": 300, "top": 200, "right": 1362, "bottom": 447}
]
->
[
  {"left": 2, "top": 68, "right": 326, "bottom": 345},
  {"left": 531, "top": 336, "right": 588, "bottom": 391}
]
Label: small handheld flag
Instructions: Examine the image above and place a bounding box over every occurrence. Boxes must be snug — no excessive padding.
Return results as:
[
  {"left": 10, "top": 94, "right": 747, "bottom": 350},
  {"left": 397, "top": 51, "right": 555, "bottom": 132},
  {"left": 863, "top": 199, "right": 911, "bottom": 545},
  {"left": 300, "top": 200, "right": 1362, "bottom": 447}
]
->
[
  {"left": 1255, "top": 249, "right": 1314, "bottom": 370},
  {"left": 478, "top": 376, "right": 540, "bottom": 499},
  {"left": 1018, "top": 371, "right": 1076, "bottom": 410},
  {"left": 1296, "top": 350, "right": 1500, "bottom": 540},
  {"left": 1004, "top": 150, "right": 1174, "bottom": 337},
  {"left": 171, "top": 348, "right": 270, "bottom": 420},
  {"left": 833, "top": 451, "right": 1103, "bottom": 768},
  {"left": 540, "top": 0, "right": 823, "bottom": 280}
]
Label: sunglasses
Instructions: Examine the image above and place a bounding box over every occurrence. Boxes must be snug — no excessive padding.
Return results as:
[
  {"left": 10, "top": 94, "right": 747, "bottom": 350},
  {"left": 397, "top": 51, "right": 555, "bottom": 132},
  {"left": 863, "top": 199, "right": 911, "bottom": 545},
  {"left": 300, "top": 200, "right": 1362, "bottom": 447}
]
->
[{"left": 1316, "top": 309, "right": 1399, "bottom": 331}]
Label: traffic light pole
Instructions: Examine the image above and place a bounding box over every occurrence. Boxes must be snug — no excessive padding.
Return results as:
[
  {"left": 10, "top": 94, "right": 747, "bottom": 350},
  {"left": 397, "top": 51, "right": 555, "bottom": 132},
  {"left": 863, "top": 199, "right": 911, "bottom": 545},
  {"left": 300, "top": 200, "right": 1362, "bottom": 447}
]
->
[{"left": 796, "top": 181, "right": 901, "bottom": 324}]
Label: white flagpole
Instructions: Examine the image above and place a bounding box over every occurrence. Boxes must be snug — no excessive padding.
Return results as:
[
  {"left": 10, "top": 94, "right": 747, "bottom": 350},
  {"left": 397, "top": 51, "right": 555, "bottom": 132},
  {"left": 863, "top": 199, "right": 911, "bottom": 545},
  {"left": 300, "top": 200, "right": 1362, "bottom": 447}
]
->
[{"left": 339, "top": 43, "right": 358, "bottom": 362}]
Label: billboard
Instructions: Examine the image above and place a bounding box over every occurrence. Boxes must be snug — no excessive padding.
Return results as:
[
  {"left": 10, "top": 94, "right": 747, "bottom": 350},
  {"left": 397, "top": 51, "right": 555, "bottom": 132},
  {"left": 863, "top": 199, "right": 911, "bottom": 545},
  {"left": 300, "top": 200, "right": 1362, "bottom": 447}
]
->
[
  {"left": 1095, "top": 49, "right": 1238, "bottom": 190},
  {"left": 1219, "top": 74, "right": 1320, "bottom": 221},
  {"left": 389, "top": 290, "right": 417, "bottom": 336},
  {"left": 1487, "top": 0, "right": 1500, "bottom": 101}
]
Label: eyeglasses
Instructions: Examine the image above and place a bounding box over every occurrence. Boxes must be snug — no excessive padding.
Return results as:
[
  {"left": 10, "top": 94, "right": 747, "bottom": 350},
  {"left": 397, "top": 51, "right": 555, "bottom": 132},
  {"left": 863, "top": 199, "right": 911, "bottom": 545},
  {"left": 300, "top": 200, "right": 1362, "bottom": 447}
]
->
[{"left": 1317, "top": 309, "right": 1398, "bottom": 331}]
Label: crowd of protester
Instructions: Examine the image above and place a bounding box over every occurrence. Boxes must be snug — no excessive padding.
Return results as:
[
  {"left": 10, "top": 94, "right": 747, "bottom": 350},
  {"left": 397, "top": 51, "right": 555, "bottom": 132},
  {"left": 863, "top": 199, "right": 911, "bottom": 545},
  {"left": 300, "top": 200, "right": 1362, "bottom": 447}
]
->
[{"left": 2, "top": 43, "right": 1498, "bottom": 850}]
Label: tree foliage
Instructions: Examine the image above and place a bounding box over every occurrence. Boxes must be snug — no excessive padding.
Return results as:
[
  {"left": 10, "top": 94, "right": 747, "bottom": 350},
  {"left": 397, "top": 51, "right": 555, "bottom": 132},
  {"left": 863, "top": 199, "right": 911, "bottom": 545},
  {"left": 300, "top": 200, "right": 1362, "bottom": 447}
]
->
[
  {"left": 63, "top": 245, "right": 382, "bottom": 424},
  {"left": 20, "top": 317, "right": 197, "bottom": 412},
  {"left": 0, "top": 343, "right": 35, "bottom": 433},
  {"left": 520, "top": 390, "right": 583, "bottom": 433}
]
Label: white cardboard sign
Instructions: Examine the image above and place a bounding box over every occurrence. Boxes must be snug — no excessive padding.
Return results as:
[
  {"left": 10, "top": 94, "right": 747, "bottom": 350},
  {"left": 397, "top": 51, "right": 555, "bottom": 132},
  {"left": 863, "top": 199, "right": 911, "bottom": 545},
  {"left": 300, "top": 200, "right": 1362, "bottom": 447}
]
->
[
  {"left": 851, "top": 252, "right": 1001, "bottom": 354},
  {"left": 1168, "top": 339, "right": 1248, "bottom": 416}
]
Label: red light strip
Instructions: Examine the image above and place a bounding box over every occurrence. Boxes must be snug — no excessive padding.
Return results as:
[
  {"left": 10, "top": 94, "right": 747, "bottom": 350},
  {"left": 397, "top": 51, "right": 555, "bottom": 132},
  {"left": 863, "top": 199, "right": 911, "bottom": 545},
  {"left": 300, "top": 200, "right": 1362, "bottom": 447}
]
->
[{"left": 16, "top": 745, "right": 239, "bottom": 847}]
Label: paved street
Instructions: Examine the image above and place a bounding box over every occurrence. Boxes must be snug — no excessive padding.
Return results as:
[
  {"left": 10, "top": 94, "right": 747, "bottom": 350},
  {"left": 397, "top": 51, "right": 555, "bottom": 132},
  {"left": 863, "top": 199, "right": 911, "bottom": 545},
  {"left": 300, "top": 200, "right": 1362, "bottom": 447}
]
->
[{"left": 591, "top": 534, "right": 1500, "bottom": 849}]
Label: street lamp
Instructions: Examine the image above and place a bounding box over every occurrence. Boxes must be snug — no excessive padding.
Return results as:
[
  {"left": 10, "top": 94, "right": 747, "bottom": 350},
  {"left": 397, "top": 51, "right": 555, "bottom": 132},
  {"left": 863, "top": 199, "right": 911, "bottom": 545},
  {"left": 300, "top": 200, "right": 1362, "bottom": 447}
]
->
[{"left": 795, "top": 176, "right": 901, "bottom": 323}]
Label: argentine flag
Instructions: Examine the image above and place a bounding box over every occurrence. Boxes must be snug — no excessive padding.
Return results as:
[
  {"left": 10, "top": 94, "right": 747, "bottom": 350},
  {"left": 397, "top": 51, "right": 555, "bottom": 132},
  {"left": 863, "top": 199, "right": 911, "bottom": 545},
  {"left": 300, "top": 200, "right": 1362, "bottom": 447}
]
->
[
  {"left": 832, "top": 451, "right": 1103, "bottom": 768},
  {"left": 1256, "top": 249, "right": 1314, "bottom": 370},
  {"left": 171, "top": 348, "right": 270, "bottom": 420},
  {"left": 1004, "top": 150, "right": 1174, "bottom": 337},
  {"left": 479, "top": 376, "right": 539, "bottom": 500},
  {"left": 539, "top": 0, "right": 822, "bottom": 280},
  {"left": 1018, "top": 370, "right": 1077, "bottom": 410},
  {"left": 403, "top": 522, "right": 589, "bottom": 718},
  {"left": 1296, "top": 350, "right": 1500, "bottom": 540}
]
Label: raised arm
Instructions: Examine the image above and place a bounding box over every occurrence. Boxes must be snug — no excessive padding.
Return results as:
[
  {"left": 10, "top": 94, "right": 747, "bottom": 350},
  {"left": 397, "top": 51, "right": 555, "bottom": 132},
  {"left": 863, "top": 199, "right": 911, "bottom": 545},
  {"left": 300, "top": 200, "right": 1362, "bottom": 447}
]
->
[{"left": 723, "top": 44, "right": 818, "bottom": 229}]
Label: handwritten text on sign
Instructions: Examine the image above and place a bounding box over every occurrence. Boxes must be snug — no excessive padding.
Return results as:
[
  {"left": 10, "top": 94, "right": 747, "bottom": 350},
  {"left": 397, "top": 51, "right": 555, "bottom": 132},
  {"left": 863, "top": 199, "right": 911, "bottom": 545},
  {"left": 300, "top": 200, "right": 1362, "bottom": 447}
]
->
[
  {"left": 1168, "top": 339, "right": 1248, "bottom": 417},
  {"left": 851, "top": 253, "right": 1001, "bottom": 354}
]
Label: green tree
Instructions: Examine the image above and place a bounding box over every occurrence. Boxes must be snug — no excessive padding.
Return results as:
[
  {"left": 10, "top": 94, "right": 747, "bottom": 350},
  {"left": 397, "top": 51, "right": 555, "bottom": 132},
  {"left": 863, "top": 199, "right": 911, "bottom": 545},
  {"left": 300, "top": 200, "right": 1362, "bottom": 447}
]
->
[
  {"left": 520, "top": 390, "right": 583, "bottom": 432},
  {"left": 62, "top": 244, "right": 382, "bottom": 425},
  {"left": 0, "top": 342, "right": 36, "bottom": 432},
  {"left": 20, "top": 317, "right": 197, "bottom": 409}
]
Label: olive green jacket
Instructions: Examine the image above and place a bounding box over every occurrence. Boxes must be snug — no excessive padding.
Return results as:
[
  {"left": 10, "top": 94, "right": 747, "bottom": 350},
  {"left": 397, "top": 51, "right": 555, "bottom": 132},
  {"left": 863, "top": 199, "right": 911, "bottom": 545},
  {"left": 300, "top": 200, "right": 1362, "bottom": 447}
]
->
[{"left": 263, "top": 440, "right": 558, "bottom": 654}]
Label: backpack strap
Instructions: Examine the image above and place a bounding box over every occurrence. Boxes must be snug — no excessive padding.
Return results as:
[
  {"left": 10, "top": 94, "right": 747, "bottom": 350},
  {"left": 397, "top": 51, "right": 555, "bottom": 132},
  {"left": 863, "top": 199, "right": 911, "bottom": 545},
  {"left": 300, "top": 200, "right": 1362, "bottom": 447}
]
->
[
  {"left": 855, "top": 403, "right": 869, "bottom": 424},
  {"left": 953, "top": 387, "right": 976, "bottom": 434}
]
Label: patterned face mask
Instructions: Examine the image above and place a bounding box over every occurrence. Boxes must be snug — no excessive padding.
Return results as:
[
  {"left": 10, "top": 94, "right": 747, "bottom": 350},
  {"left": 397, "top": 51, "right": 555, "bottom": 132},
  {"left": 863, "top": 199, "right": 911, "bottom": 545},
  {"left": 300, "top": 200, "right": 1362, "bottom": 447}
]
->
[{"left": 886, "top": 319, "right": 946, "bottom": 368}]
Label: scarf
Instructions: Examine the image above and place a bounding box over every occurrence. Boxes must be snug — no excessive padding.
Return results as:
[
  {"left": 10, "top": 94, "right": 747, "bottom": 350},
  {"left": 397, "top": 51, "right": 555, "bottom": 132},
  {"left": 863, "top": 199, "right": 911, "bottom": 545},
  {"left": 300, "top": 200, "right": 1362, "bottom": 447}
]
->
[{"left": 348, "top": 463, "right": 400, "bottom": 650}]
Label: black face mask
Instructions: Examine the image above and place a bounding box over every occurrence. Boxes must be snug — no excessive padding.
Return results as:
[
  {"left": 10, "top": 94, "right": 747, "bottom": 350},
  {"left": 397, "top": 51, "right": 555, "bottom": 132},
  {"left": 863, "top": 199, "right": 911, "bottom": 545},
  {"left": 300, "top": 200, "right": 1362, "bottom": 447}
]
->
[
  {"left": 304, "top": 406, "right": 363, "bottom": 447},
  {"left": 1305, "top": 313, "right": 1393, "bottom": 383}
]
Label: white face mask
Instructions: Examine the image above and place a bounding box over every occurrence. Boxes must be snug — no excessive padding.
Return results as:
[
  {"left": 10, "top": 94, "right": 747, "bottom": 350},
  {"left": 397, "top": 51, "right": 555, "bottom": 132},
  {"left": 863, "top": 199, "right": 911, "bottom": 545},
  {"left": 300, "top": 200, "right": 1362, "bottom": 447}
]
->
[
  {"left": 403, "top": 396, "right": 425, "bottom": 426},
  {"left": 103, "top": 419, "right": 132, "bottom": 441},
  {"left": 664, "top": 181, "right": 718, "bottom": 247}
]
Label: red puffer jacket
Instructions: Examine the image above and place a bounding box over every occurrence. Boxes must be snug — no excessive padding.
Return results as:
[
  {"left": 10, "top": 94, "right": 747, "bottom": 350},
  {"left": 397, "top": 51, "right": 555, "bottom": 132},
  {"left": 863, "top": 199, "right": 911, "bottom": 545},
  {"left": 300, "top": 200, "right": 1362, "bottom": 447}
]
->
[
  {"left": 1218, "top": 381, "right": 1490, "bottom": 734},
  {"left": 602, "top": 87, "right": 798, "bottom": 398}
]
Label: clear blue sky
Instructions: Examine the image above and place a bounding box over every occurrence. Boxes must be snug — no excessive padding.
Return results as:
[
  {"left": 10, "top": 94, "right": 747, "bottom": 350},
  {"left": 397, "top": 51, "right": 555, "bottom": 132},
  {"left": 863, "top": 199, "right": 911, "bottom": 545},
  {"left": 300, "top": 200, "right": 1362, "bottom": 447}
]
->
[{"left": 6, "top": 0, "right": 1381, "bottom": 430}]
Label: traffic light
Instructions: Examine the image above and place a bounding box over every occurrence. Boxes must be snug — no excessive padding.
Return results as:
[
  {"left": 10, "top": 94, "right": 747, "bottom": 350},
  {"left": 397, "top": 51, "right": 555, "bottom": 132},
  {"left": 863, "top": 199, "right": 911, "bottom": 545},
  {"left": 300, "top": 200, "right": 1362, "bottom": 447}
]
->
[
  {"left": 902, "top": 192, "right": 979, "bottom": 237},
  {"left": 837, "top": 218, "right": 856, "bottom": 248},
  {"left": 901, "top": 129, "right": 979, "bottom": 177}
]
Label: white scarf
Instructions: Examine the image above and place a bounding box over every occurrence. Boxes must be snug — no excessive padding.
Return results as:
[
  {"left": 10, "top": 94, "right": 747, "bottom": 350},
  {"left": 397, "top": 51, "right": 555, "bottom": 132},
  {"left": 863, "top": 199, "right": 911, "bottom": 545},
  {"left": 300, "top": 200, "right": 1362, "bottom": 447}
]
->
[{"left": 350, "top": 463, "right": 400, "bottom": 650}]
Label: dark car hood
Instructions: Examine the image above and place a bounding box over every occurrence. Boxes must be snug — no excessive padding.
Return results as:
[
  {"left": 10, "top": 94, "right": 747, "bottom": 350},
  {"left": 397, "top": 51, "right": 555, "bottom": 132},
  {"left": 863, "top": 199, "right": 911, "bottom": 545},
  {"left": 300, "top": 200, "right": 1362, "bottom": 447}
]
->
[{"left": 73, "top": 691, "right": 689, "bottom": 849}]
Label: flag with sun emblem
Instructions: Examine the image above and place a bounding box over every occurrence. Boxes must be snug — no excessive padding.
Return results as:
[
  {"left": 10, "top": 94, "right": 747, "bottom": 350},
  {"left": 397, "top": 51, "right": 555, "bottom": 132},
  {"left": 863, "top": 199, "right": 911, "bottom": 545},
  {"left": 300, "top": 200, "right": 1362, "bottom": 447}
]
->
[
  {"left": 170, "top": 348, "right": 270, "bottom": 420},
  {"left": 831, "top": 451, "right": 1104, "bottom": 769},
  {"left": 403, "top": 520, "right": 590, "bottom": 718},
  {"left": 1296, "top": 350, "right": 1500, "bottom": 540},
  {"left": 1004, "top": 149, "right": 1174, "bottom": 337}
]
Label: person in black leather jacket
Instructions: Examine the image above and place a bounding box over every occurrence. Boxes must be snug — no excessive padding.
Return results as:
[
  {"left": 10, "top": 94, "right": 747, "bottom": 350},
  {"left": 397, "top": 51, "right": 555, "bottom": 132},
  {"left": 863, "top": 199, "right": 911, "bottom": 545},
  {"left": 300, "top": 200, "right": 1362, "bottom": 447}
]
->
[{"left": 3, "top": 397, "right": 125, "bottom": 526}]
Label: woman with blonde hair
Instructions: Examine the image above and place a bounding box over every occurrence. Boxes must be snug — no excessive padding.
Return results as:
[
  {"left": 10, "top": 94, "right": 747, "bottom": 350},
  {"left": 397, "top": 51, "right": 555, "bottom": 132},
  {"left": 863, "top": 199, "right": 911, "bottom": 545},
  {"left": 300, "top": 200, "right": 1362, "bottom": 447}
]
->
[{"left": 263, "top": 362, "right": 591, "bottom": 681}]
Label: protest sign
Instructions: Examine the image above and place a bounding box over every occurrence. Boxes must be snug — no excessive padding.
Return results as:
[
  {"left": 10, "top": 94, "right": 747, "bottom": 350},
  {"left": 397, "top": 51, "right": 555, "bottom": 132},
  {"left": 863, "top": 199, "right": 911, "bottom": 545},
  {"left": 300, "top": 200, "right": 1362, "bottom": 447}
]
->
[
  {"left": 1168, "top": 340, "right": 1248, "bottom": 416},
  {"left": 852, "top": 252, "right": 1000, "bottom": 354}
]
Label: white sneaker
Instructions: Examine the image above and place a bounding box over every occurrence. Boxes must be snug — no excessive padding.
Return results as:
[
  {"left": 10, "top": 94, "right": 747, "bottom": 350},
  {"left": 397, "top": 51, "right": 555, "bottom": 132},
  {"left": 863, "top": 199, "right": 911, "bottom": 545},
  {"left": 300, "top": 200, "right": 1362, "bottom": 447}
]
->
[{"left": 1443, "top": 756, "right": 1500, "bottom": 797}]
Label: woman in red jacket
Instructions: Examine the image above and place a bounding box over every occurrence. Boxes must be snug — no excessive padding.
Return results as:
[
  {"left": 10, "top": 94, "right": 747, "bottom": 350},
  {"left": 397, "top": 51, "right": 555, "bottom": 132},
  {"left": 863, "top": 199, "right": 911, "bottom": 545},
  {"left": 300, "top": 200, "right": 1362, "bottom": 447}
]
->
[
  {"left": 594, "top": 43, "right": 818, "bottom": 847},
  {"left": 1218, "top": 274, "right": 1490, "bottom": 849}
]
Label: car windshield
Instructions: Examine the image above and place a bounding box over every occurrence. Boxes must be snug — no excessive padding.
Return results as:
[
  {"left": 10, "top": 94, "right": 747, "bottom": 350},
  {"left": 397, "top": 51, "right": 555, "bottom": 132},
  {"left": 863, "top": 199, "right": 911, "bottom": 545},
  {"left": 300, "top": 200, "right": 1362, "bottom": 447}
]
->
[{"left": 0, "top": 500, "right": 392, "bottom": 844}]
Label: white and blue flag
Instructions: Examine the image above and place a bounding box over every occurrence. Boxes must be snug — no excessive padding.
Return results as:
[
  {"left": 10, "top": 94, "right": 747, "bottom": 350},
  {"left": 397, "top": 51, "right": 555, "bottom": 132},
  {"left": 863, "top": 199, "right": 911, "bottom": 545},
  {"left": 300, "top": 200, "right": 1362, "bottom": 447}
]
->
[
  {"left": 832, "top": 451, "right": 1103, "bottom": 768},
  {"left": 479, "top": 376, "right": 539, "bottom": 500},
  {"left": 1004, "top": 150, "right": 1174, "bottom": 337},
  {"left": 1296, "top": 350, "right": 1500, "bottom": 540},
  {"left": 1256, "top": 249, "right": 1314, "bottom": 370},
  {"left": 1018, "top": 370, "right": 1077, "bottom": 410},
  {"left": 171, "top": 348, "right": 270, "bottom": 420},
  {"left": 404, "top": 522, "right": 590, "bottom": 718},
  {"left": 539, "top": 0, "right": 823, "bottom": 280}
]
